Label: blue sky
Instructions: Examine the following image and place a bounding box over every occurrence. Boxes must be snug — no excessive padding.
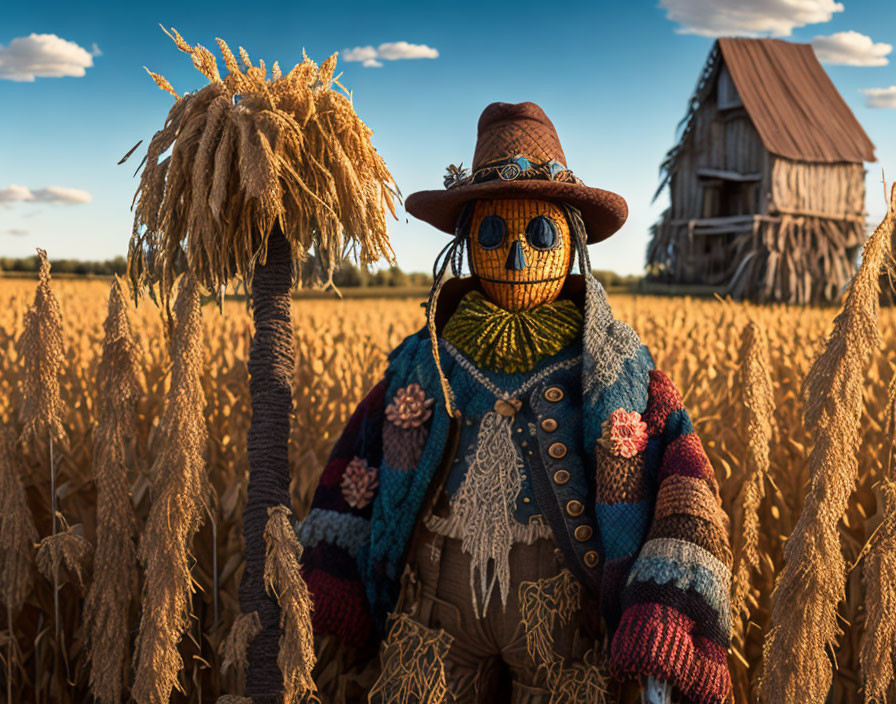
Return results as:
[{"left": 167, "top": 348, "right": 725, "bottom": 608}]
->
[{"left": 1, "top": 0, "right": 894, "bottom": 275}]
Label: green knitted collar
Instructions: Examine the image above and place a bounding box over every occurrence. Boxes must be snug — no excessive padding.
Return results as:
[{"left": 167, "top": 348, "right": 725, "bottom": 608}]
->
[{"left": 441, "top": 290, "right": 584, "bottom": 374}]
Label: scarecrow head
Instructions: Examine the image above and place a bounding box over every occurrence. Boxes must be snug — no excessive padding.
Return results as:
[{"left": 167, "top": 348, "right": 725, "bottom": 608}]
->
[{"left": 406, "top": 102, "right": 629, "bottom": 312}]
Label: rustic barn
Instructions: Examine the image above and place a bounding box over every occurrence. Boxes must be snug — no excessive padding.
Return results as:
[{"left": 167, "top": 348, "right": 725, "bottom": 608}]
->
[{"left": 647, "top": 37, "right": 876, "bottom": 304}]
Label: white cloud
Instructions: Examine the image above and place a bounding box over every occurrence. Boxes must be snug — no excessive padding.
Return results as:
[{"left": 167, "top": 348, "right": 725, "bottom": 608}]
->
[
  {"left": 0, "top": 185, "right": 92, "bottom": 204},
  {"left": 376, "top": 42, "right": 439, "bottom": 61},
  {"left": 659, "top": 0, "right": 844, "bottom": 37},
  {"left": 812, "top": 31, "right": 891, "bottom": 66},
  {"left": 343, "top": 41, "right": 438, "bottom": 68},
  {"left": 861, "top": 87, "right": 896, "bottom": 109},
  {"left": 5, "top": 228, "right": 29, "bottom": 236},
  {"left": 0, "top": 33, "right": 97, "bottom": 82}
]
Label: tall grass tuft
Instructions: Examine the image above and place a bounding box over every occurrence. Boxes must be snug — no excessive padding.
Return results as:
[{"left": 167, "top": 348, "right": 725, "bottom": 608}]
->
[
  {"left": 132, "top": 274, "right": 210, "bottom": 704},
  {"left": 759, "top": 184, "right": 895, "bottom": 704},
  {"left": 730, "top": 319, "right": 775, "bottom": 636},
  {"left": 263, "top": 505, "right": 316, "bottom": 701},
  {"left": 84, "top": 279, "right": 144, "bottom": 704},
  {"left": 0, "top": 427, "right": 39, "bottom": 702}
]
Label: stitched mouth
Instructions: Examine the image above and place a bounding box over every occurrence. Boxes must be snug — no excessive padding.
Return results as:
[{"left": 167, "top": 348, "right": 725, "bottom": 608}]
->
[{"left": 476, "top": 274, "right": 566, "bottom": 285}]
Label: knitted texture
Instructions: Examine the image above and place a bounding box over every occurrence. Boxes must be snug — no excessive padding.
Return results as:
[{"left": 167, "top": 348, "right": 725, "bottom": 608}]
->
[
  {"left": 608, "top": 369, "right": 733, "bottom": 704},
  {"left": 442, "top": 290, "right": 583, "bottom": 373},
  {"left": 298, "top": 280, "right": 731, "bottom": 703}
]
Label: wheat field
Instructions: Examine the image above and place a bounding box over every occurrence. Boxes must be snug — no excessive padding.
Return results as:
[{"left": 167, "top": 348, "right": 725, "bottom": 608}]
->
[{"left": 0, "top": 274, "right": 893, "bottom": 703}]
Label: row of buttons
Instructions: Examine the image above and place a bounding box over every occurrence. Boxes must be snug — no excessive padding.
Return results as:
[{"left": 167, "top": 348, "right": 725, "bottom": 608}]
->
[{"left": 544, "top": 385, "right": 599, "bottom": 569}]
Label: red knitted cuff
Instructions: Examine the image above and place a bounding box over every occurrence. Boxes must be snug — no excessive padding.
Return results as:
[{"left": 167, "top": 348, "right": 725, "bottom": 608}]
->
[
  {"left": 306, "top": 569, "right": 372, "bottom": 648},
  {"left": 609, "top": 602, "right": 731, "bottom": 704}
]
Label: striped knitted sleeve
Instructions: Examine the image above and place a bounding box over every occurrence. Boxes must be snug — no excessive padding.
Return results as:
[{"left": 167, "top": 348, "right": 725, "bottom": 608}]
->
[
  {"left": 297, "top": 377, "right": 387, "bottom": 648},
  {"left": 609, "top": 369, "right": 732, "bottom": 704}
]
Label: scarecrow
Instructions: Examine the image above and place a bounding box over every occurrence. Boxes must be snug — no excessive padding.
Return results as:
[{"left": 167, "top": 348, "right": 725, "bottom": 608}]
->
[{"left": 298, "top": 102, "right": 733, "bottom": 704}]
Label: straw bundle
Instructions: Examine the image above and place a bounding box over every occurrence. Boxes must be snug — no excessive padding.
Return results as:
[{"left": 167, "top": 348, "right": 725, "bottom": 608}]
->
[
  {"left": 132, "top": 274, "right": 210, "bottom": 704},
  {"left": 129, "top": 27, "right": 398, "bottom": 306},
  {"left": 759, "top": 184, "right": 895, "bottom": 703},
  {"left": 263, "top": 505, "right": 317, "bottom": 702},
  {"left": 84, "top": 279, "right": 144, "bottom": 704},
  {"left": 730, "top": 320, "right": 775, "bottom": 634}
]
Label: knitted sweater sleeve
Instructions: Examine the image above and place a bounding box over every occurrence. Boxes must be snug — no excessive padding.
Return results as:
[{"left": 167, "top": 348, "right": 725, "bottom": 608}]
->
[
  {"left": 609, "top": 369, "right": 733, "bottom": 704},
  {"left": 297, "top": 378, "right": 388, "bottom": 648}
]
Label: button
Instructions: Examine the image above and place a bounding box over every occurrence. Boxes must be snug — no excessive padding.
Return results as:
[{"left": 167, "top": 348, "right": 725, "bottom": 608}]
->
[
  {"left": 566, "top": 500, "right": 584, "bottom": 517},
  {"left": 584, "top": 550, "right": 599, "bottom": 567},
  {"left": 574, "top": 525, "right": 593, "bottom": 542},
  {"left": 553, "top": 469, "right": 570, "bottom": 485},
  {"left": 544, "top": 387, "right": 564, "bottom": 402},
  {"left": 548, "top": 442, "right": 567, "bottom": 459},
  {"left": 541, "top": 418, "right": 558, "bottom": 432}
]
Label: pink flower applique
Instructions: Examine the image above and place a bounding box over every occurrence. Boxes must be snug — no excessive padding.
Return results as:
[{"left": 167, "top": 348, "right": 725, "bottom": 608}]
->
[
  {"left": 341, "top": 457, "right": 379, "bottom": 509},
  {"left": 385, "top": 383, "right": 434, "bottom": 429},
  {"left": 600, "top": 408, "right": 649, "bottom": 459}
]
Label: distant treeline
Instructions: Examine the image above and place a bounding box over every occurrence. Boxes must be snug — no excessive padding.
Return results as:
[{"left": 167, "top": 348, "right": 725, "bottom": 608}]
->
[{"left": 0, "top": 256, "right": 640, "bottom": 289}]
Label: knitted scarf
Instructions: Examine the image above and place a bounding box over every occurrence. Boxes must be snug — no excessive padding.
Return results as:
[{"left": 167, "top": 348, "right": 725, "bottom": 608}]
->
[{"left": 441, "top": 290, "right": 583, "bottom": 374}]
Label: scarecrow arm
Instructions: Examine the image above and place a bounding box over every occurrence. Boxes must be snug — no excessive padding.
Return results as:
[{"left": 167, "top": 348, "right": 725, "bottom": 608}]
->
[
  {"left": 610, "top": 369, "right": 732, "bottom": 704},
  {"left": 296, "top": 378, "right": 388, "bottom": 649}
]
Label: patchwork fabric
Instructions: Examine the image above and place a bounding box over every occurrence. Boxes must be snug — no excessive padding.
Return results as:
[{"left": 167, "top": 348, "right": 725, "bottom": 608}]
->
[
  {"left": 382, "top": 422, "right": 429, "bottom": 471},
  {"left": 594, "top": 443, "right": 648, "bottom": 504},
  {"left": 608, "top": 369, "right": 732, "bottom": 703}
]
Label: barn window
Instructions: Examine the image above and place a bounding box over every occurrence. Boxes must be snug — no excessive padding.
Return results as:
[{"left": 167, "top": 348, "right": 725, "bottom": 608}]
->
[{"left": 717, "top": 64, "right": 743, "bottom": 110}]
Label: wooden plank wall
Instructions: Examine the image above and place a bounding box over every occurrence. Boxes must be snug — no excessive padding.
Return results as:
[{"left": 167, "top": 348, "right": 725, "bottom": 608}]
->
[{"left": 769, "top": 158, "right": 866, "bottom": 217}]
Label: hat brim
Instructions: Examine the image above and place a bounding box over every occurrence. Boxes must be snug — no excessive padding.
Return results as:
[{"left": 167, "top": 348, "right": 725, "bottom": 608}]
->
[{"left": 404, "top": 180, "right": 628, "bottom": 244}]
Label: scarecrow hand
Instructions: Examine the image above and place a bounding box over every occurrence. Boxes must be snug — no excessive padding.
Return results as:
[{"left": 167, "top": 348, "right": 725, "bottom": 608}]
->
[{"left": 642, "top": 677, "right": 673, "bottom": 704}]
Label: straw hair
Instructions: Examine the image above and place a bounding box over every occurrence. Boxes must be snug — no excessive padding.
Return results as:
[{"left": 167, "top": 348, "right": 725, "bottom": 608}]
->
[
  {"left": 760, "top": 184, "right": 895, "bottom": 704},
  {"left": 17, "top": 249, "right": 66, "bottom": 451},
  {"left": 84, "top": 279, "right": 144, "bottom": 704},
  {"left": 0, "top": 427, "right": 38, "bottom": 613},
  {"left": 132, "top": 274, "right": 210, "bottom": 704},
  {"left": 129, "top": 27, "right": 398, "bottom": 306},
  {"left": 263, "top": 505, "right": 317, "bottom": 701},
  {"left": 730, "top": 319, "right": 775, "bottom": 635}
]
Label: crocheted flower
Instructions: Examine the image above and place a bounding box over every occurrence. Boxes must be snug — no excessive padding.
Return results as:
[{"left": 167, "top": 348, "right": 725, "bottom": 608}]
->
[
  {"left": 600, "top": 408, "right": 649, "bottom": 459},
  {"left": 341, "top": 457, "right": 379, "bottom": 509},
  {"left": 385, "top": 384, "right": 434, "bottom": 429}
]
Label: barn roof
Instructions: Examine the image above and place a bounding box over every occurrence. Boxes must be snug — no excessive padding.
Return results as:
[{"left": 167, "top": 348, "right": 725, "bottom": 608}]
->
[
  {"left": 718, "top": 37, "right": 875, "bottom": 164},
  {"left": 655, "top": 38, "right": 875, "bottom": 200}
]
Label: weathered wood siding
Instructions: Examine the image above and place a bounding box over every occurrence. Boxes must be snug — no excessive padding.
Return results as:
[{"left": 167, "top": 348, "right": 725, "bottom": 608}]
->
[{"left": 769, "top": 158, "right": 865, "bottom": 218}]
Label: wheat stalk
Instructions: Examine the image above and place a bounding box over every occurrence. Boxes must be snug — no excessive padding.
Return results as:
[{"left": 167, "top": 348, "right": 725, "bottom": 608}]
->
[
  {"left": 730, "top": 319, "right": 775, "bottom": 637},
  {"left": 84, "top": 279, "right": 144, "bottom": 704},
  {"left": 132, "top": 274, "right": 210, "bottom": 704},
  {"left": 759, "top": 184, "right": 895, "bottom": 704}
]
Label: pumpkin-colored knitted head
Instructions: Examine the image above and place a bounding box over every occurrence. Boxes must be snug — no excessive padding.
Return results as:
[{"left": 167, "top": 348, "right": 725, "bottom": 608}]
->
[{"left": 469, "top": 198, "right": 572, "bottom": 311}]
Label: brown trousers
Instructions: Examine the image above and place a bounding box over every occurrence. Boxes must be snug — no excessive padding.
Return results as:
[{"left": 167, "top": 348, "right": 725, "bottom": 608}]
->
[{"left": 368, "top": 525, "right": 642, "bottom": 703}]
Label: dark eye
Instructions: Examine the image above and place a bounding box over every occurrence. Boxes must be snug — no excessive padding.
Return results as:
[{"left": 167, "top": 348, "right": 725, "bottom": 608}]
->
[
  {"left": 526, "top": 216, "right": 558, "bottom": 250},
  {"left": 477, "top": 215, "right": 506, "bottom": 249}
]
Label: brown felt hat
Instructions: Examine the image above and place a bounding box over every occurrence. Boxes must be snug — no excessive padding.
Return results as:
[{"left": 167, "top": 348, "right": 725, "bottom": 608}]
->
[{"left": 404, "top": 101, "right": 628, "bottom": 244}]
